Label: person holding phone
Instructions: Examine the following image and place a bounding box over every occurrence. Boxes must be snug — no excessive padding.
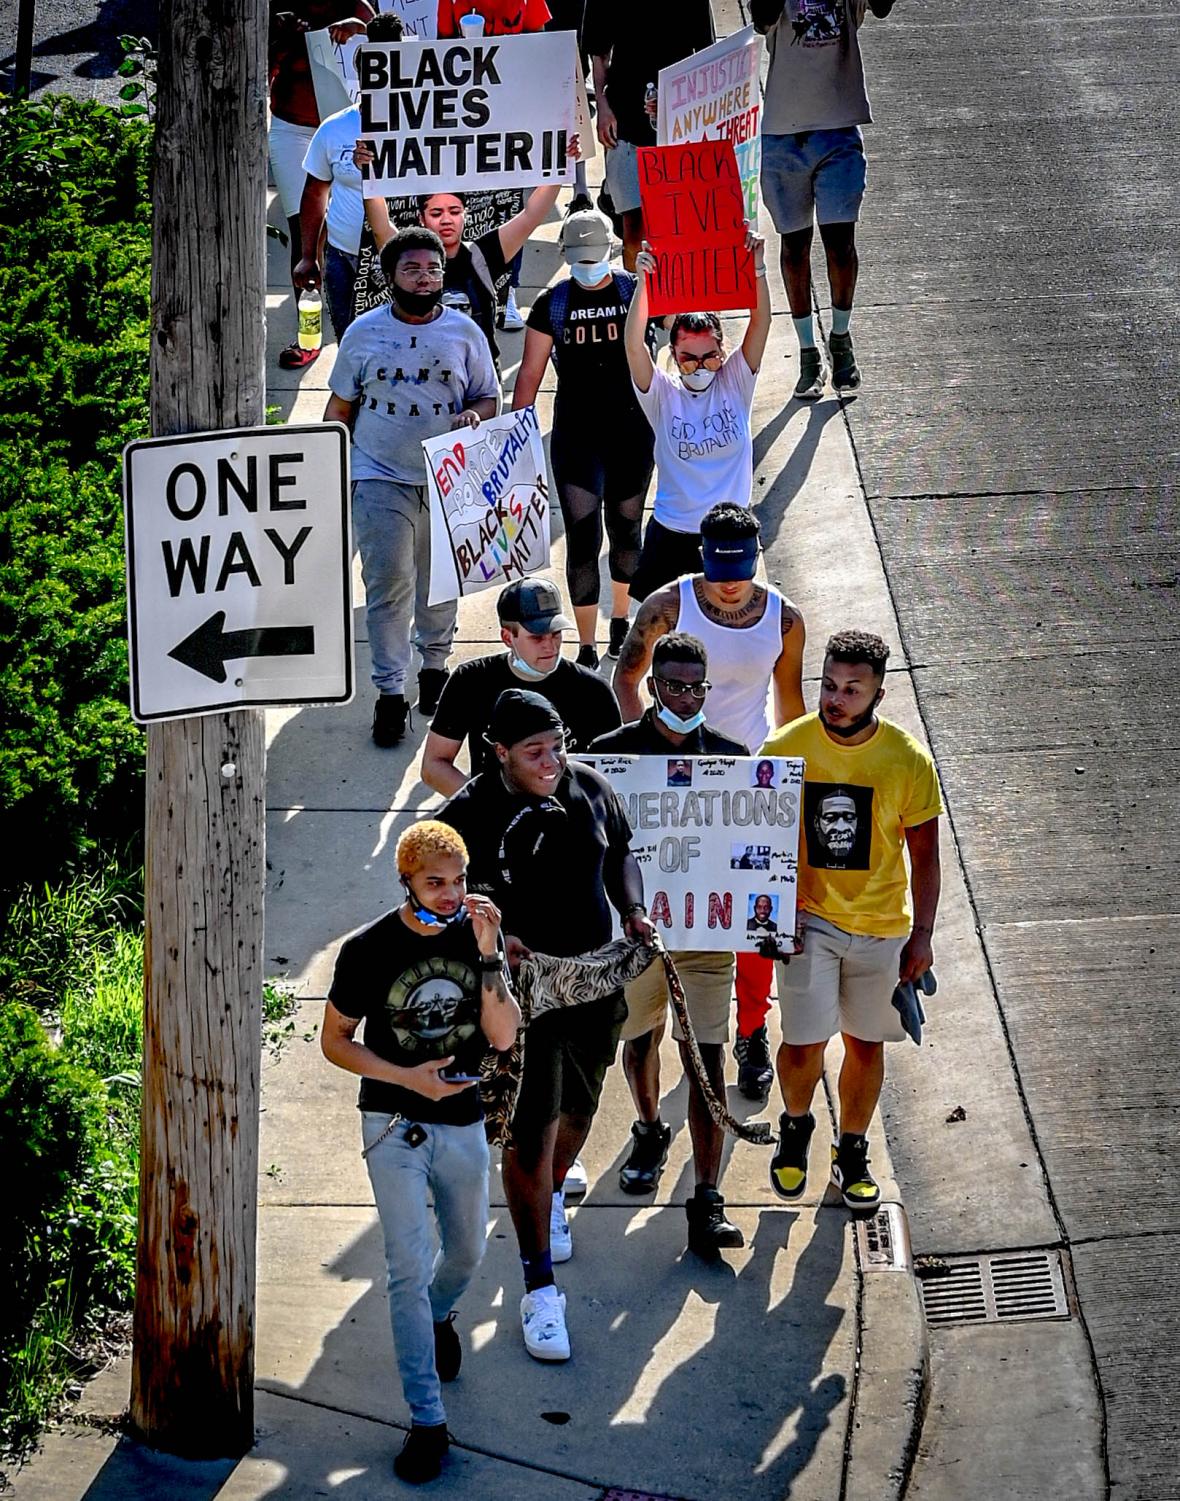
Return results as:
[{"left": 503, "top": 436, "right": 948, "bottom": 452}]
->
[{"left": 321, "top": 820, "right": 521, "bottom": 1485}]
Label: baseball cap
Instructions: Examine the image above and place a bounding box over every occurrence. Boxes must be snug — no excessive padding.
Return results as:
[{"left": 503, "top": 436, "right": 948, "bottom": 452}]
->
[
  {"left": 497, "top": 578, "right": 575, "bottom": 634},
  {"left": 701, "top": 534, "right": 760, "bottom": 582},
  {"left": 559, "top": 209, "right": 612, "bottom": 264}
]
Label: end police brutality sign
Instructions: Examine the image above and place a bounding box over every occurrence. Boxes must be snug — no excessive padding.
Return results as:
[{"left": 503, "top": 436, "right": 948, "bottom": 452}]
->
[
  {"left": 123, "top": 424, "right": 353, "bottom": 724},
  {"left": 357, "top": 34, "right": 578, "bottom": 195}
]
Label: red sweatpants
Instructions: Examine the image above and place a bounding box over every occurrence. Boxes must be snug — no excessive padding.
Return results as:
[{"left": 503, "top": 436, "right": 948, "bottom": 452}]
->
[{"left": 735, "top": 950, "right": 773, "bottom": 1037}]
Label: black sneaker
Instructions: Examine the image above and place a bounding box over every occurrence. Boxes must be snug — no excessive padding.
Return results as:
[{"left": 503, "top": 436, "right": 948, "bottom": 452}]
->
[
  {"left": 372, "top": 694, "right": 409, "bottom": 748},
  {"left": 769, "top": 1111, "right": 815, "bottom": 1201},
  {"left": 831, "top": 1132, "right": 880, "bottom": 1211},
  {"left": 794, "top": 345, "right": 827, "bottom": 401},
  {"left": 567, "top": 191, "right": 594, "bottom": 215},
  {"left": 685, "top": 1186, "right": 745, "bottom": 1260},
  {"left": 576, "top": 643, "right": 599, "bottom": 670},
  {"left": 618, "top": 1119, "right": 672, "bottom": 1194},
  {"left": 734, "top": 1025, "right": 773, "bottom": 1102},
  {"left": 828, "top": 330, "right": 861, "bottom": 393},
  {"left": 416, "top": 667, "right": 449, "bottom": 718},
  {"left": 608, "top": 616, "right": 629, "bottom": 658},
  {"left": 394, "top": 1423, "right": 449, "bottom": 1485},
  {"left": 433, "top": 1312, "right": 461, "bottom": 1382}
]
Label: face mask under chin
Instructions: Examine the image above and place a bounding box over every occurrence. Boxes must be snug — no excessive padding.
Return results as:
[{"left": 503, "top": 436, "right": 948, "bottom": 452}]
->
[
  {"left": 654, "top": 686, "right": 706, "bottom": 735},
  {"left": 508, "top": 652, "right": 554, "bottom": 680}
]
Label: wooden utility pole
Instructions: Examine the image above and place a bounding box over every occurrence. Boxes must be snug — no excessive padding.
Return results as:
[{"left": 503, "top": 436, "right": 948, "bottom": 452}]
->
[{"left": 130, "top": 0, "right": 268, "bottom": 1458}]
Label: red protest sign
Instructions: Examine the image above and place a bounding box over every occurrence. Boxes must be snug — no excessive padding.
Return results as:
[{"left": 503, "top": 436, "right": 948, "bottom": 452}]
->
[{"left": 636, "top": 139, "right": 757, "bottom": 316}]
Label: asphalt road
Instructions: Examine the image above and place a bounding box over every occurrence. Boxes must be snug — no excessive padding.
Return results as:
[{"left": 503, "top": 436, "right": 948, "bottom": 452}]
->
[
  {"left": 853, "top": 5, "right": 1180, "bottom": 1496},
  {"left": 0, "top": 0, "right": 155, "bottom": 101}
]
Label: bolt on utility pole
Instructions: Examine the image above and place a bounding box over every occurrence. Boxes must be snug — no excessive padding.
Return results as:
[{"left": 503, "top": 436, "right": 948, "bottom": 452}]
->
[{"left": 129, "top": 0, "right": 269, "bottom": 1458}]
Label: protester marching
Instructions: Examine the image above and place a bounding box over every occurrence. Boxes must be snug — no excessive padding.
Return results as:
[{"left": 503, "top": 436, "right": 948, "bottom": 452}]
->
[{"left": 287, "top": 0, "right": 931, "bottom": 1484}]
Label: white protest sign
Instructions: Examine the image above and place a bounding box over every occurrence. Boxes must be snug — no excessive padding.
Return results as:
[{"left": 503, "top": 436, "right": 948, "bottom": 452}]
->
[
  {"left": 423, "top": 407, "right": 551, "bottom": 605},
  {"left": 357, "top": 33, "right": 579, "bottom": 195},
  {"left": 123, "top": 425, "right": 353, "bottom": 723},
  {"left": 658, "top": 27, "right": 763, "bottom": 222},
  {"left": 305, "top": 1, "right": 439, "bottom": 119},
  {"left": 579, "top": 755, "right": 805, "bottom": 953}
]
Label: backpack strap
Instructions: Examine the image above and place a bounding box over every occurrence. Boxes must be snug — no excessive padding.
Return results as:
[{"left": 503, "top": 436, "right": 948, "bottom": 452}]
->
[
  {"left": 547, "top": 271, "right": 639, "bottom": 370},
  {"left": 466, "top": 240, "right": 501, "bottom": 308}
]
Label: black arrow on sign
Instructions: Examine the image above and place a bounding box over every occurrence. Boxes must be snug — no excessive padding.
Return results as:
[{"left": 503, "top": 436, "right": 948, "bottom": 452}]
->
[{"left": 168, "top": 611, "right": 315, "bottom": 684}]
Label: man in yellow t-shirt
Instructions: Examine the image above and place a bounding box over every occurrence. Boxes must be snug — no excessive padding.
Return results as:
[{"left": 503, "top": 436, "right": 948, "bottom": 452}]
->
[{"left": 759, "top": 630, "right": 943, "bottom": 1210}]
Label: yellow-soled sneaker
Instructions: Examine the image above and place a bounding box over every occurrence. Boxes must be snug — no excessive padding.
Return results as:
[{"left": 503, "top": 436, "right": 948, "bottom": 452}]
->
[
  {"left": 769, "top": 1111, "right": 815, "bottom": 1200},
  {"left": 831, "top": 1133, "right": 881, "bottom": 1211}
]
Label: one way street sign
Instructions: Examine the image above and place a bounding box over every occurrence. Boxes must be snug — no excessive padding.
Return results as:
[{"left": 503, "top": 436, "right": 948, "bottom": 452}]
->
[{"left": 124, "top": 423, "right": 353, "bottom": 723}]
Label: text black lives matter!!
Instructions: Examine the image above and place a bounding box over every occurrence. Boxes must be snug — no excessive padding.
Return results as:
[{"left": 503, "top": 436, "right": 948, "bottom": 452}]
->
[{"left": 358, "top": 45, "right": 568, "bottom": 181}]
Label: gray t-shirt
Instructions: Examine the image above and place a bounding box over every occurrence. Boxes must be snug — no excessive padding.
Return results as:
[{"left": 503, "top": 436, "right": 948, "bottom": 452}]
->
[
  {"left": 761, "top": 0, "right": 871, "bottom": 135},
  {"left": 330, "top": 304, "right": 500, "bottom": 484}
]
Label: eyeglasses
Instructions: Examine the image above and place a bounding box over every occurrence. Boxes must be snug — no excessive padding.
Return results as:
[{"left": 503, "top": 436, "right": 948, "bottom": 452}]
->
[
  {"left": 397, "top": 264, "right": 445, "bottom": 283},
  {"left": 676, "top": 351, "right": 723, "bottom": 373},
  {"left": 654, "top": 677, "right": 710, "bottom": 701}
]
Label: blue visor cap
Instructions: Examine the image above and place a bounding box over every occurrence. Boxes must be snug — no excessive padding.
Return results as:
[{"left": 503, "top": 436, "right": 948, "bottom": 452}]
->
[{"left": 701, "top": 535, "right": 759, "bottom": 581}]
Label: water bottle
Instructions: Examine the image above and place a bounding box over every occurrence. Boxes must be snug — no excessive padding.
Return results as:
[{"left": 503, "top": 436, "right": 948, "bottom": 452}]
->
[
  {"left": 297, "top": 288, "right": 322, "bottom": 353},
  {"left": 645, "top": 81, "right": 658, "bottom": 132}
]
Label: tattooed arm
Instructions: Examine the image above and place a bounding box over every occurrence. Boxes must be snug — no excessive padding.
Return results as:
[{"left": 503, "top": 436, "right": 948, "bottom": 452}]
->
[
  {"left": 771, "top": 599, "right": 807, "bottom": 728},
  {"left": 613, "top": 585, "right": 681, "bottom": 721}
]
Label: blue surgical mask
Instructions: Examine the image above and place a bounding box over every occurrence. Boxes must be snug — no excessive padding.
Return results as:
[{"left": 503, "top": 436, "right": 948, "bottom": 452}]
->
[
  {"left": 508, "top": 652, "right": 553, "bottom": 681},
  {"left": 654, "top": 685, "right": 706, "bottom": 735},
  {"left": 570, "top": 258, "right": 611, "bottom": 287},
  {"left": 401, "top": 878, "right": 468, "bottom": 928}
]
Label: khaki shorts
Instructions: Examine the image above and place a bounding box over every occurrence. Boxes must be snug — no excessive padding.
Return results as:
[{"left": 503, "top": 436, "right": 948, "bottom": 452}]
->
[
  {"left": 621, "top": 950, "right": 735, "bottom": 1047},
  {"left": 776, "top": 915, "right": 907, "bottom": 1046}
]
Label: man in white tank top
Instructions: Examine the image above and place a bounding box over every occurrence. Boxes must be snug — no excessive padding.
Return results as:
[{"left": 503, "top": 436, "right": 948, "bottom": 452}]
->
[{"left": 614, "top": 503, "right": 807, "bottom": 1101}]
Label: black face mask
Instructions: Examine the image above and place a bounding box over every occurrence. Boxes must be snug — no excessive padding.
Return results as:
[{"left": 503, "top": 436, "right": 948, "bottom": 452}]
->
[
  {"left": 393, "top": 286, "right": 443, "bottom": 318},
  {"left": 820, "top": 692, "right": 881, "bottom": 740}
]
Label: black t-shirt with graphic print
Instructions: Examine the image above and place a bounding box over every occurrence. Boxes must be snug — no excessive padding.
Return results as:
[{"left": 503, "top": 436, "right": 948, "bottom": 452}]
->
[
  {"left": 528, "top": 274, "right": 654, "bottom": 435},
  {"left": 329, "top": 911, "right": 489, "bottom": 1123}
]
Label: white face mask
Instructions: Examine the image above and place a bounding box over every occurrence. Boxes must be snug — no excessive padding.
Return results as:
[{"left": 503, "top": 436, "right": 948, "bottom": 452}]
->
[
  {"left": 679, "top": 365, "right": 717, "bottom": 392},
  {"left": 569, "top": 258, "right": 611, "bottom": 287},
  {"left": 508, "top": 651, "right": 554, "bottom": 681},
  {"left": 654, "top": 685, "right": 706, "bottom": 735}
]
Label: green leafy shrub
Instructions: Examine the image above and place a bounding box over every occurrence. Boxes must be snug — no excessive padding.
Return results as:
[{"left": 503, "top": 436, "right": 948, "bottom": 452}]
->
[{"left": 0, "top": 96, "right": 151, "bottom": 892}]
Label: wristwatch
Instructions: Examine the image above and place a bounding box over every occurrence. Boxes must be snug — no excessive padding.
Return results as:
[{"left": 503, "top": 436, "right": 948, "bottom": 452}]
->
[{"left": 479, "top": 952, "right": 506, "bottom": 973}]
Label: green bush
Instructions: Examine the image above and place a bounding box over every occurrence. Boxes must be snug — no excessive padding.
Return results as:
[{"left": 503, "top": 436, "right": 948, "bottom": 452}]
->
[{"left": 0, "top": 96, "right": 151, "bottom": 892}]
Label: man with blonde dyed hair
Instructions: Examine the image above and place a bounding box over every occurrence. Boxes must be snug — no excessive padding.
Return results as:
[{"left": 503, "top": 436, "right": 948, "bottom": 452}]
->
[{"left": 322, "top": 819, "right": 521, "bottom": 1484}]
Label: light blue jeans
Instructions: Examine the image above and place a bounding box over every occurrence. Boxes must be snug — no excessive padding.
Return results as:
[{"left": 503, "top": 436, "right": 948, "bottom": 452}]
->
[
  {"left": 361, "top": 1112, "right": 490, "bottom": 1426},
  {"left": 351, "top": 479, "right": 458, "bottom": 696}
]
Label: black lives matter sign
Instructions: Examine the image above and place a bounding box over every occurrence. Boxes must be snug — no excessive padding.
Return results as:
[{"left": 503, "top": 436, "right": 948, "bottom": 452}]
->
[{"left": 357, "top": 34, "right": 578, "bottom": 195}]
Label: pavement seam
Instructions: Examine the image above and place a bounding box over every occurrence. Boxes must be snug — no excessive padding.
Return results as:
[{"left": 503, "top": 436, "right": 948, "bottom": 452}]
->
[
  {"left": 254, "top": 1382, "right": 644, "bottom": 1496},
  {"left": 831, "top": 331, "right": 1114, "bottom": 1501}
]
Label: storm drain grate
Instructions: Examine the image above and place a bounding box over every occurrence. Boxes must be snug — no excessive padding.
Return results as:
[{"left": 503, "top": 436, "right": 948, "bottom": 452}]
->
[{"left": 917, "top": 1249, "right": 1071, "bottom": 1326}]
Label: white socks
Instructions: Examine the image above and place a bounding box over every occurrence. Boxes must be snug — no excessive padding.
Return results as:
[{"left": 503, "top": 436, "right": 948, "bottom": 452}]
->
[{"left": 792, "top": 314, "right": 817, "bottom": 349}]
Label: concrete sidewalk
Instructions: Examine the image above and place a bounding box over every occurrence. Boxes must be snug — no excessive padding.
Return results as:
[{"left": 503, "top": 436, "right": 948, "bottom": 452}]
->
[{"left": 10, "top": 102, "right": 931, "bottom": 1501}]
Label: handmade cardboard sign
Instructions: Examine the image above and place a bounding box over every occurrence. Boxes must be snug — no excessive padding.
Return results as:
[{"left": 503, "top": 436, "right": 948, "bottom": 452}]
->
[
  {"left": 357, "top": 34, "right": 578, "bottom": 195},
  {"left": 578, "top": 754, "right": 804, "bottom": 952},
  {"left": 636, "top": 140, "right": 757, "bottom": 315},
  {"left": 657, "top": 27, "right": 763, "bottom": 222},
  {"left": 423, "top": 407, "right": 551, "bottom": 604}
]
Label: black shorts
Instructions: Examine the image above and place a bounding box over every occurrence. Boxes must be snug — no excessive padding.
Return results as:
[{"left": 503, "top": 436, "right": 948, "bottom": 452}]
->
[
  {"left": 510, "top": 991, "right": 626, "bottom": 1143},
  {"left": 550, "top": 421, "right": 654, "bottom": 500},
  {"left": 628, "top": 516, "right": 703, "bottom": 602}
]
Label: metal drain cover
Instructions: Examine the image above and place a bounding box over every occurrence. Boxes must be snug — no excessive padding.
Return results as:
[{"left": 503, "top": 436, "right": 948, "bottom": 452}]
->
[{"left": 918, "top": 1249, "right": 1070, "bottom": 1326}]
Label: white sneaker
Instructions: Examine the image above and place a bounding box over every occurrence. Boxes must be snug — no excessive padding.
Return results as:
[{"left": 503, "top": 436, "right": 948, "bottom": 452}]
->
[
  {"left": 501, "top": 287, "right": 525, "bottom": 331},
  {"left": 563, "top": 1156, "right": 588, "bottom": 1199},
  {"left": 520, "top": 1285, "right": 570, "bottom": 1361},
  {"left": 550, "top": 1191, "right": 573, "bottom": 1263}
]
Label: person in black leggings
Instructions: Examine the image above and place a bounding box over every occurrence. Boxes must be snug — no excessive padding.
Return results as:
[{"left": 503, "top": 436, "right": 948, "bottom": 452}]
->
[{"left": 512, "top": 209, "right": 654, "bottom": 668}]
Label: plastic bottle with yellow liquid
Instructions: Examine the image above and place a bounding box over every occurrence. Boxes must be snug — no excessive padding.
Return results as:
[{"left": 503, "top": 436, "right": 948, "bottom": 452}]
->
[{"left": 297, "top": 288, "right": 322, "bottom": 353}]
